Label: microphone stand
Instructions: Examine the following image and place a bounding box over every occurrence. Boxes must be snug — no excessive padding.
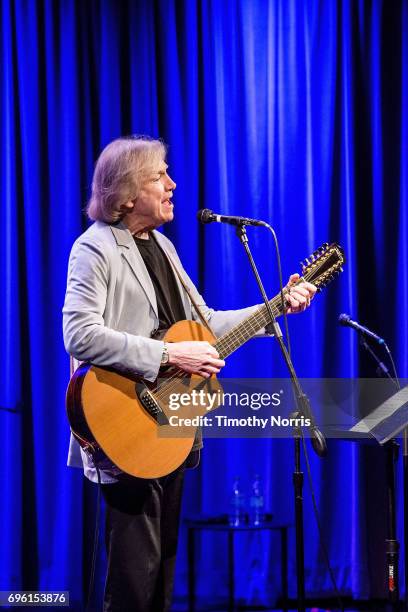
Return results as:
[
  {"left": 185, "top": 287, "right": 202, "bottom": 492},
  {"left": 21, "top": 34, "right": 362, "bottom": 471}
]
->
[
  {"left": 359, "top": 337, "right": 401, "bottom": 610},
  {"left": 234, "top": 224, "right": 327, "bottom": 612}
]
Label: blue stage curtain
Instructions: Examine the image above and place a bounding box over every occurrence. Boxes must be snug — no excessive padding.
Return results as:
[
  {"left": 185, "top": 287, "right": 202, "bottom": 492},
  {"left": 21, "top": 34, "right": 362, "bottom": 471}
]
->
[{"left": 1, "top": 0, "right": 407, "bottom": 608}]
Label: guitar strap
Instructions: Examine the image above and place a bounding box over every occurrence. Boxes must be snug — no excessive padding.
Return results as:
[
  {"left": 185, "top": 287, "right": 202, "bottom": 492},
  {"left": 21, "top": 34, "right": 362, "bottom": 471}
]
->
[{"left": 165, "top": 250, "right": 216, "bottom": 337}]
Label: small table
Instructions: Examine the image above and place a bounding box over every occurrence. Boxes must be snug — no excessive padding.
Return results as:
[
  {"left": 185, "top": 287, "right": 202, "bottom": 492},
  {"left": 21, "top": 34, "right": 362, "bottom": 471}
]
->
[{"left": 185, "top": 518, "right": 289, "bottom": 611}]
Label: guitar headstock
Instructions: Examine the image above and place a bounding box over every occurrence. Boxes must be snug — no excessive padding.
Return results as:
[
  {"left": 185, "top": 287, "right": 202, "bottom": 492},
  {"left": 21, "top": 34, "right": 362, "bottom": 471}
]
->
[{"left": 300, "top": 243, "right": 345, "bottom": 291}]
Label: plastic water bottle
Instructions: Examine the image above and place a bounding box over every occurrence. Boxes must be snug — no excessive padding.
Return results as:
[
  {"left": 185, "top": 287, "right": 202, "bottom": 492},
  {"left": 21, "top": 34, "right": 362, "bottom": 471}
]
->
[
  {"left": 250, "top": 474, "right": 264, "bottom": 526},
  {"left": 230, "top": 477, "right": 245, "bottom": 526}
]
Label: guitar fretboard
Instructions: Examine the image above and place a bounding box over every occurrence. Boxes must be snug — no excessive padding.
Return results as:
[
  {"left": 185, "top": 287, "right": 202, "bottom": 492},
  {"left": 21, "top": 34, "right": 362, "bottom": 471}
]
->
[
  {"left": 154, "top": 242, "right": 344, "bottom": 402},
  {"left": 214, "top": 294, "right": 285, "bottom": 359}
]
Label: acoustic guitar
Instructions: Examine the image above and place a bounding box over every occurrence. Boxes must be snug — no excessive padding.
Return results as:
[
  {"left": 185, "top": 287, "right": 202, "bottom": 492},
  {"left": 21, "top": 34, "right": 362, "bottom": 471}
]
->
[{"left": 66, "top": 242, "right": 345, "bottom": 478}]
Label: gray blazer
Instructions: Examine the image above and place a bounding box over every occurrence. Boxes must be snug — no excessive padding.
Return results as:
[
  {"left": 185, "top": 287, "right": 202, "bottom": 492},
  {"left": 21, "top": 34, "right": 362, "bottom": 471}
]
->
[{"left": 63, "top": 221, "right": 263, "bottom": 481}]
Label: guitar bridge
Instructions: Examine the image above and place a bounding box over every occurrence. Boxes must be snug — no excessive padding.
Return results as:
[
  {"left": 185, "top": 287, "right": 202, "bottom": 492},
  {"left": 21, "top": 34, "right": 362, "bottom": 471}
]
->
[{"left": 136, "top": 383, "right": 169, "bottom": 425}]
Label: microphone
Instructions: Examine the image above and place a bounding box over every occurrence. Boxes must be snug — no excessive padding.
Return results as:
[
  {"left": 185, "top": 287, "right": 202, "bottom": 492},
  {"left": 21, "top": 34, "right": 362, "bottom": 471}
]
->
[
  {"left": 197, "top": 208, "right": 268, "bottom": 227},
  {"left": 338, "top": 313, "right": 385, "bottom": 345}
]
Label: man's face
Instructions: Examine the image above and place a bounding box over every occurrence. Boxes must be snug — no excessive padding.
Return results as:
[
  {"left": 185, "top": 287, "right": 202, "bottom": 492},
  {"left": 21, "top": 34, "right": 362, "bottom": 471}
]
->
[{"left": 131, "top": 160, "right": 176, "bottom": 229}]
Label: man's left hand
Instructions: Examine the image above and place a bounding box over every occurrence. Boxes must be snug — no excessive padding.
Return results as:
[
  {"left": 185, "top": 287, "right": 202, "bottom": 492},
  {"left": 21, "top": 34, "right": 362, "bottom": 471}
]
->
[{"left": 285, "top": 273, "right": 317, "bottom": 314}]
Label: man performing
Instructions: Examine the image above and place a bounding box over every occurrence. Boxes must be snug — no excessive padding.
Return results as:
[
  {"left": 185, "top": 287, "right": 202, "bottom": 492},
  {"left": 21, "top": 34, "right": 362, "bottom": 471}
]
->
[{"left": 63, "top": 135, "right": 316, "bottom": 611}]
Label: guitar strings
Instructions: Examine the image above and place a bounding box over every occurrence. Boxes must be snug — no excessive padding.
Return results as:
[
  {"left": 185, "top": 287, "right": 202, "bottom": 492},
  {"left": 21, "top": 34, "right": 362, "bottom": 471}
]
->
[
  {"left": 154, "top": 294, "right": 283, "bottom": 403},
  {"left": 154, "top": 269, "right": 315, "bottom": 403},
  {"left": 153, "top": 248, "right": 342, "bottom": 405}
]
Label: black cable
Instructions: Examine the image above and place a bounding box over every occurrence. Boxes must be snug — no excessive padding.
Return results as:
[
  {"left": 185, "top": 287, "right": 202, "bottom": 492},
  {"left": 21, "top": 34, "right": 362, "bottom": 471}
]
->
[
  {"left": 86, "top": 465, "right": 102, "bottom": 612},
  {"left": 266, "top": 225, "right": 344, "bottom": 610},
  {"left": 384, "top": 343, "right": 401, "bottom": 390},
  {"left": 301, "top": 431, "right": 344, "bottom": 610},
  {"left": 265, "top": 224, "right": 291, "bottom": 354}
]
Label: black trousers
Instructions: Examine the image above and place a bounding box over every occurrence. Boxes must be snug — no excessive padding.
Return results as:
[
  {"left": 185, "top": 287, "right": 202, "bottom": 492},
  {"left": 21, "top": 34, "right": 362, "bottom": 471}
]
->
[{"left": 101, "top": 464, "right": 185, "bottom": 612}]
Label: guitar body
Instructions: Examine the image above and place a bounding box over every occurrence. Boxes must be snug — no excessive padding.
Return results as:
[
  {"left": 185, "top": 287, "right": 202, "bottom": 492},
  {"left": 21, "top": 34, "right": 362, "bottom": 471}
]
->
[
  {"left": 66, "top": 320, "right": 222, "bottom": 479},
  {"left": 66, "top": 242, "right": 345, "bottom": 479}
]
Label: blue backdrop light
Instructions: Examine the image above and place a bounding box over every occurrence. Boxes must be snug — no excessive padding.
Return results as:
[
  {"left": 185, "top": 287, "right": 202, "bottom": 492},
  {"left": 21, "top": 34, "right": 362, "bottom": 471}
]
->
[{"left": 1, "top": 0, "right": 407, "bottom": 608}]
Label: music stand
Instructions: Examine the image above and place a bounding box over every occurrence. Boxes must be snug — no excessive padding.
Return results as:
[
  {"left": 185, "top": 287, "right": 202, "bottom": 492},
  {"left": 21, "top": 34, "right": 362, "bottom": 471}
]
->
[{"left": 350, "top": 385, "right": 408, "bottom": 444}]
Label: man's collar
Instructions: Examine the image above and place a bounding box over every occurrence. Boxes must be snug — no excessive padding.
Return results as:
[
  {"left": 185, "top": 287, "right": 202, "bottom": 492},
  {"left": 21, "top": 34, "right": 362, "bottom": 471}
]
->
[{"left": 109, "top": 221, "right": 134, "bottom": 248}]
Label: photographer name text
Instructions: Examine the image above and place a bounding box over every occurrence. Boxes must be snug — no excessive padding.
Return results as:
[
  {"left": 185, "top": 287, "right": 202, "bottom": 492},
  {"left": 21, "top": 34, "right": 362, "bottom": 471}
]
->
[{"left": 167, "top": 415, "right": 311, "bottom": 428}]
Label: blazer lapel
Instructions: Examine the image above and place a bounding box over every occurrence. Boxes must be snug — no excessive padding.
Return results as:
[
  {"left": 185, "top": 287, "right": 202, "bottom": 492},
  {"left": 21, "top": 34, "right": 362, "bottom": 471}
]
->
[{"left": 110, "top": 223, "right": 158, "bottom": 317}]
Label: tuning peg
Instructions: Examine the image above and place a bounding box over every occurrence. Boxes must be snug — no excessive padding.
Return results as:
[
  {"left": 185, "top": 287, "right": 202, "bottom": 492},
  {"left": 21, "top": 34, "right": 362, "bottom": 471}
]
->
[{"left": 303, "top": 258, "right": 310, "bottom": 266}]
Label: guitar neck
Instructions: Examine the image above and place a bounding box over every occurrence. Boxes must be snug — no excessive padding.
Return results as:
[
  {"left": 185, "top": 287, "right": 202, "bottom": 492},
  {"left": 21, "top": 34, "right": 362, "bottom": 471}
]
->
[{"left": 213, "top": 293, "right": 285, "bottom": 359}]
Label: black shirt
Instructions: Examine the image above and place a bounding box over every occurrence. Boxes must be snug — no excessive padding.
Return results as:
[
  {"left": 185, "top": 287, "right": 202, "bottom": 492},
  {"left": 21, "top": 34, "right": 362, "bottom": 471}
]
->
[
  {"left": 134, "top": 233, "right": 186, "bottom": 331},
  {"left": 134, "top": 232, "right": 203, "bottom": 456}
]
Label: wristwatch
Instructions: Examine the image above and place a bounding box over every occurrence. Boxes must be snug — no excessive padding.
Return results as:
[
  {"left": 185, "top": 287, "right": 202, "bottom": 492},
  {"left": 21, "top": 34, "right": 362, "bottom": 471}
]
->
[{"left": 160, "top": 342, "right": 170, "bottom": 366}]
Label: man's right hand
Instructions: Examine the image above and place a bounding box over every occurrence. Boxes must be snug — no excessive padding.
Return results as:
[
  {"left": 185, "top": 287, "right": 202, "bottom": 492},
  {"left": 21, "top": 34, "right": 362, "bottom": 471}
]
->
[{"left": 166, "top": 341, "right": 225, "bottom": 378}]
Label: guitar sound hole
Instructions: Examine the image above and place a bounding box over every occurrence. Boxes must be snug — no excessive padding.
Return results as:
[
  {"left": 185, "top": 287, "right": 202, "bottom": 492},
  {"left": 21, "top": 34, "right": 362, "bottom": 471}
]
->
[{"left": 135, "top": 383, "right": 169, "bottom": 425}]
